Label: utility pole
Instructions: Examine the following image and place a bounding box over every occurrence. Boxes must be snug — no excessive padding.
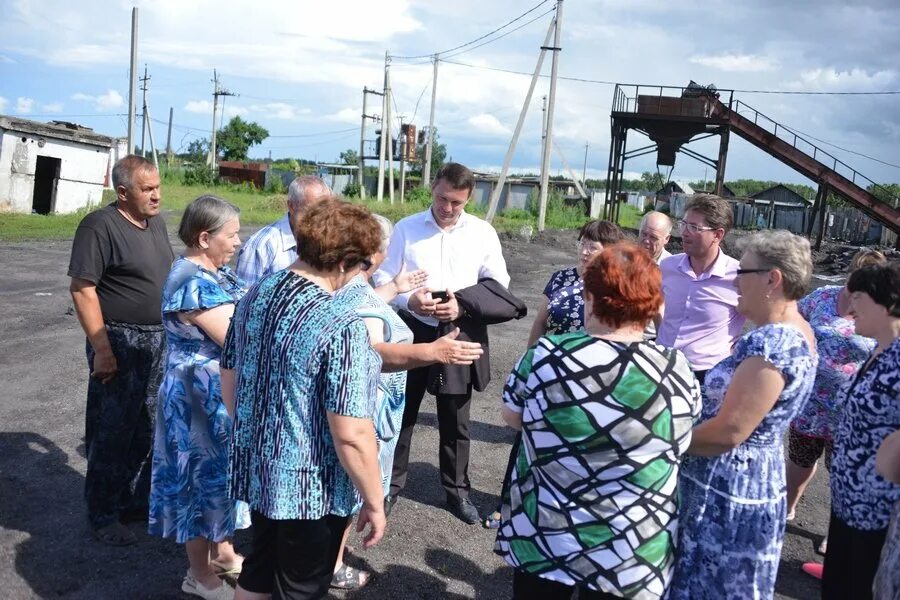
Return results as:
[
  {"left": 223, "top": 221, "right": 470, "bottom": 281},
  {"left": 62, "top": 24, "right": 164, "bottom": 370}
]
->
[
  {"left": 385, "top": 56, "right": 395, "bottom": 204},
  {"left": 422, "top": 54, "right": 439, "bottom": 186},
  {"left": 537, "top": 0, "right": 564, "bottom": 231},
  {"left": 485, "top": 20, "right": 555, "bottom": 223},
  {"left": 541, "top": 95, "right": 548, "bottom": 162},
  {"left": 377, "top": 53, "right": 389, "bottom": 202},
  {"left": 359, "top": 87, "right": 368, "bottom": 198},
  {"left": 144, "top": 103, "right": 159, "bottom": 170},
  {"left": 165, "top": 107, "right": 174, "bottom": 167},
  {"left": 209, "top": 70, "right": 236, "bottom": 168},
  {"left": 398, "top": 116, "right": 407, "bottom": 203},
  {"left": 127, "top": 7, "right": 138, "bottom": 154},
  {"left": 582, "top": 141, "right": 589, "bottom": 184},
  {"left": 139, "top": 66, "right": 150, "bottom": 157}
]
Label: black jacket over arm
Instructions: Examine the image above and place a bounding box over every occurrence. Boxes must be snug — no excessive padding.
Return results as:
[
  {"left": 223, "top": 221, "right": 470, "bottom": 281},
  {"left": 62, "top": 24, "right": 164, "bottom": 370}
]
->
[{"left": 426, "top": 278, "right": 527, "bottom": 395}]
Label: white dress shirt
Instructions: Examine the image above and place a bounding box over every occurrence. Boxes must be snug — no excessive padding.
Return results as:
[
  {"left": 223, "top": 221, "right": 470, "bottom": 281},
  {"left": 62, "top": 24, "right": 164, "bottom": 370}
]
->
[
  {"left": 234, "top": 213, "right": 297, "bottom": 286},
  {"left": 372, "top": 208, "right": 510, "bottom": 326}
]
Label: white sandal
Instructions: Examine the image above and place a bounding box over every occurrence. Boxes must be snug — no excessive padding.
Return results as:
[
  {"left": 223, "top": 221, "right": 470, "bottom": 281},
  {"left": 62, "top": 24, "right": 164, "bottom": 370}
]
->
[{"left": 182, "top": 570, "right": 234, "bottom": 600}]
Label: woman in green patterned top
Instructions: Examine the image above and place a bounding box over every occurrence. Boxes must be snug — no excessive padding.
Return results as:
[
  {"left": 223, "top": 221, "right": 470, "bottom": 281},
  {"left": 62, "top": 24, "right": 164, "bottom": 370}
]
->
[{"left": 494, "top": 242, "right": 701, "bottom": 600}]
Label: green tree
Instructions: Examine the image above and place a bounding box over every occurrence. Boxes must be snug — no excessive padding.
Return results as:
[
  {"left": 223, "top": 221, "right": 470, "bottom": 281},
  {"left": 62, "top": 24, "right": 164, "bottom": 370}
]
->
[
  {"left": 416, "top": 127, "right": 448, "bottom": 176},
  {"left": 339, "top": 148, "right": 359, "bottom": 165},
  {"left": 216, "top": 116, "right": 269, "bottom": 161}
]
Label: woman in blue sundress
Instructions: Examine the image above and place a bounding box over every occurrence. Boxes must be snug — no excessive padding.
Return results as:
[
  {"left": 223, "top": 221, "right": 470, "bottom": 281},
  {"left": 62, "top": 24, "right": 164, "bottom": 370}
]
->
[
  {"left": 149, "top": 196, "right": 250, "bottom": 600},
  {"left": 670, "top": 231, "right": 818, "bottom": 600}
]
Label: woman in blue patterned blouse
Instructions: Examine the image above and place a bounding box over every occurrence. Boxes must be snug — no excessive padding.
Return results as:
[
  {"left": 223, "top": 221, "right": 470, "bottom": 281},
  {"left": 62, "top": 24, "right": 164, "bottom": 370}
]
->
[
  {"left": 221, "top": 199, "right": 386, "bottom": 600},
  {"left": 823, "top": 261, "right": 900, "bottom": 600},
  {"left": 149, "top": 195, "right": 250, "bottom": 600},
  {"left": 525, "top": 219, "right": 625, "bottom": 345}
]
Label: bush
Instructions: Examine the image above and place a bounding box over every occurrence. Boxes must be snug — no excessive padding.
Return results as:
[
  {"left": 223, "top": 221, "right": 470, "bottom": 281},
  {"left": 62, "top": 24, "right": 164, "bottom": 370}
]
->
[
  {"left": 183, "top": 163, "right": 216, "bottom": 186},
  {"left": 266, "top": 176, "right": 286, "bottom": 194},
  {"left": 405, "top": 186, "right": 432, "bottom": 207},
  {"left": 342, "top": 182, "right": 362, "bottom": 198}
]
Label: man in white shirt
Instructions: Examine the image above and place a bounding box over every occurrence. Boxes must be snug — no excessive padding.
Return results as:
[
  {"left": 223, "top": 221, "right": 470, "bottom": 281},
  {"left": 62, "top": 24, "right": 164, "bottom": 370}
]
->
[
  {"left": 373, "top": 162, "right": 510, "bottom": 524},
  {"left": 235, "top": 175, "right": 330, "bottom": 285},
  {"left": 639, "top": 210, "right": 673, "bottom": 264}
]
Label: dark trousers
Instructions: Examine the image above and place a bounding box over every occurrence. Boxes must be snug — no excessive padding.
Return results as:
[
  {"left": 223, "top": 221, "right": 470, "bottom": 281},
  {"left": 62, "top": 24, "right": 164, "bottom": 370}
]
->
[
  {"left": 822, "top": 511, "right": 887, "bottom": 600},
  {"left": 389, "top": 314, "right": 473, "bottom": 501},
  {"left": 238, "top": 511, "right": 349, "bottom": 600},
  {"left": 512, "top": 570, "right": 621, "bottom": 600},
  {"left": 84, "top": 322, "right": 164, "bottom": 529}
]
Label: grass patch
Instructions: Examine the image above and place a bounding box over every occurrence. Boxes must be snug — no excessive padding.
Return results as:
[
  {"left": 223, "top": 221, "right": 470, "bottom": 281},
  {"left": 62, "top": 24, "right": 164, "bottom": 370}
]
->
[{"left": 0, "top": 180, "right": 635, "bottom": 241}]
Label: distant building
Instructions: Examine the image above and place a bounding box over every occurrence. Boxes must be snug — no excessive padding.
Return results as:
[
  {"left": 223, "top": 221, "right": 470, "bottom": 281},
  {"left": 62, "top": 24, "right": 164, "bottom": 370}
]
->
[
  {"left": 656, "top": 180, "right": 695, "bottom": 196},
  {"left": 0, "top": 115, "right": 126, "bottom": 214},
  {"left": 747, "top": 184, "right": 813, "bottom": 233}
]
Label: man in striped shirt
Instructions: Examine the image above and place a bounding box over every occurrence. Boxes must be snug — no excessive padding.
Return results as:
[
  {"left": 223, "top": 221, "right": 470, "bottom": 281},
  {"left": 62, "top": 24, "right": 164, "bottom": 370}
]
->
[{"left": 235, "top": 175, "right": 331, "bottom": 286}]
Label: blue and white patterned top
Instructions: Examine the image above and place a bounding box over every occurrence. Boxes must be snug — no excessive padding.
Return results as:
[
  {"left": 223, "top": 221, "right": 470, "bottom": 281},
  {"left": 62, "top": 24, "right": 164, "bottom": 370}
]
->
[
  {"left": 544, "top": 267, "right": 585, "bottom": 334},
  {"left": 671, "top": 324, "right": 817, "bottom": 600},
  {"left": 793, "top": 286, "right": 875, "bottom": 440},
  {"left": 222, "top": 270, "right": 382, "bottom": 520},
  {"left": 234, "top": 213, "right": 297, "bottom": 286},
  {"left": 335, "top": 275, "right": 414, "bottom": 496},
  {"left": 831, "top": 338, "right": 900, "bottom": 530}
]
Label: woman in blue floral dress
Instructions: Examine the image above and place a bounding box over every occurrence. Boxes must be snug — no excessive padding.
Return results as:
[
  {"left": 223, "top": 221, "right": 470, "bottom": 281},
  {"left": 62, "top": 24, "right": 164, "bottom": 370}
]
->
[
  {"left": 149, "top": 196, "right": 250, "bottom": 600},
  {"left": 525, "top": 219, "right": 625, "bottom": 344},
  {"left": 670, "top": 231, "right": 818, "bottom": 600}
]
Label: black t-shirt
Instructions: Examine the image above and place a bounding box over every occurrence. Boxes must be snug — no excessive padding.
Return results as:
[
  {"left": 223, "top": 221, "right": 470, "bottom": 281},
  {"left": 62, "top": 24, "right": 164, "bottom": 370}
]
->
[{"left": 68, "top": 203, "right": 174, "bottom": 325}]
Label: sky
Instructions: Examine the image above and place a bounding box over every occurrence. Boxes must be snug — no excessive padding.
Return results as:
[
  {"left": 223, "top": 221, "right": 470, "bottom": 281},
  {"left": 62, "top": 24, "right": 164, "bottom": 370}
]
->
[{"left": 1, "top": 0, "right": 899, "bottom": 191}]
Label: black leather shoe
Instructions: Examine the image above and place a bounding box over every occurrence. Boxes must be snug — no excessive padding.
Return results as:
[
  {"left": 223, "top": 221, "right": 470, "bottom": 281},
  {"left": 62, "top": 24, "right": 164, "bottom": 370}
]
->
[
  {"left": 384, "top": 494, "right": 399, "bottom": 518},
  {"left": 447, "top": 497, "right": 479, "bottom": 524}
]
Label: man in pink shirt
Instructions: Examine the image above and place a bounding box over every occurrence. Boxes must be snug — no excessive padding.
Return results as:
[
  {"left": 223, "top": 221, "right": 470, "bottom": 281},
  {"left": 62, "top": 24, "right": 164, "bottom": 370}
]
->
[{"left": 657, "top": 194, "right": 746, "bottom": 383}]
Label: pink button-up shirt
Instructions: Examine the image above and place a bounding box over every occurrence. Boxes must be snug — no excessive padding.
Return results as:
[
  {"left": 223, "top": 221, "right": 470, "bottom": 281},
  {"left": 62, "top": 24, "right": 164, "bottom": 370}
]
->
[{"left": 657, "top": 251, "right": 746, "bottom": 371}]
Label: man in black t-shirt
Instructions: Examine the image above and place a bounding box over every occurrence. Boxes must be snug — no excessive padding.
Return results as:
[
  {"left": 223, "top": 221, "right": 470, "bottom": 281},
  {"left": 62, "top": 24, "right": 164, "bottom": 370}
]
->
[{"left": 68, "top": 155, "right": 174, "bottom": 546}]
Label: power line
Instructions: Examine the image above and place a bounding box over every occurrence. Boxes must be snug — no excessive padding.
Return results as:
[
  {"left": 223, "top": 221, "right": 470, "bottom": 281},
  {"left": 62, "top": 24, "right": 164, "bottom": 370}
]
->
[
  {"left": 776, "top": 122, "right": 900, "bottom": 171},
  {"left": 268, "top": 126, "right": 360, "bottom": 139},
  {"left": 392, "top": 0, "right": 552, "bottom": 60},
  {"left": 441, "top": 59, "right": 900, "bottom": 95},
  {"left": 441, "top": 7, "right": 556, "bottom": 60}
]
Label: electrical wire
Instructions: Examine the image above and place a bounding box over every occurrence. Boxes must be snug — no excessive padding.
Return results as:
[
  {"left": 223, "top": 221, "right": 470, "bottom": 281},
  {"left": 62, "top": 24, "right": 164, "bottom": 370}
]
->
[
  {"left": 392, "top": 0, "right": 551, "bottom": 60},
  {"left": 441, "top": 7, "right": 556, "bottom": 60},
  {"left": 776, "top": 122, "right": 900, "bottom": 171}
]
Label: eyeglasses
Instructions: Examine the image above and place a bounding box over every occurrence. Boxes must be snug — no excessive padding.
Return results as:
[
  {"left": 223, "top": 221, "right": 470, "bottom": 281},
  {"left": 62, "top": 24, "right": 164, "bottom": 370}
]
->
[
  {"left": 678, "top": 220, "right": 717, "bottom": 234},
  {"left": 576, "top": 240, "right": 603, "bottom": 253},
  {"left": 359, "top": 258, "right": 373, "bottom": 271},
  {"left": 736, "top": 267, "right": 771, "bottom": 275}
]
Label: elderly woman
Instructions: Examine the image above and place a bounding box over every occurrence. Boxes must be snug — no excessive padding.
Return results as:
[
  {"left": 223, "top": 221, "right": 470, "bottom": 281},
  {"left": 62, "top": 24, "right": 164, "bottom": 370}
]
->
[
  {"left": 526, "top": 219, "right": 625, "bottom": 345},
  {"left": 329, "top": 214, "right": 483, "bottom": 590},
  {"left": 785, "top": 249, "right": 885, "bottom": 553},
  {"left": 495, "top": 242, "right": 701, "bottom": 600},
  {"left": 822, "top": 261, "right": 900, "bottom": 600},
  {"left": 148, "top": 195, "right": 250, "bottom": 600},
  {"left": 670, "top": 230, "right": 818, "bottom": 600},
  {"left": 222, "top": 199, "right": 386, "bottom": 600}
]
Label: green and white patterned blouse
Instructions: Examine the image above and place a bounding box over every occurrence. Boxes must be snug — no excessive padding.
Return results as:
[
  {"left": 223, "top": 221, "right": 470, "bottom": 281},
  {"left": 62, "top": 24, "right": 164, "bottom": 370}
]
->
[{"left": 494, "top": 331, "right": 701, "bottom": 599}]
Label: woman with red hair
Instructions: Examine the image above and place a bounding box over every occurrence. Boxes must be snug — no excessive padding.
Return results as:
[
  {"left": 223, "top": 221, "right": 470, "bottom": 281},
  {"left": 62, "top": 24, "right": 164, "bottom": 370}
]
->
[{"left": 495, "top": 243, "right": 701, "bottom": 600}]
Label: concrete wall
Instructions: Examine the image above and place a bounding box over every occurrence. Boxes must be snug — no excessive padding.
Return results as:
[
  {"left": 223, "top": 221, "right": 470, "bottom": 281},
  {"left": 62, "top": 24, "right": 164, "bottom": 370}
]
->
[{"left": 0, "top": 130, "right": 121, "bottom": 214}]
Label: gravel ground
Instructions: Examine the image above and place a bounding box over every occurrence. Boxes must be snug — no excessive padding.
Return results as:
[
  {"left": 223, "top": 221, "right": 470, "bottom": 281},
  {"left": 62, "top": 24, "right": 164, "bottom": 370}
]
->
[{"left": 0, "top": 222, "right": 829, "bottom": 599}]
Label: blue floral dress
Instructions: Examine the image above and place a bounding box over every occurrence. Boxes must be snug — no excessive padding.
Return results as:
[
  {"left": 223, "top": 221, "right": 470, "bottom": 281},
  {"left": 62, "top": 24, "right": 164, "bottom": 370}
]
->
[
  {"left": 670, "top": 324, "right": 817, "bottom": 600},
  {"left": 544, "top": 267, "right": 585, "bottom": 334},
  {"left": 149, "top": 258, "right": 251, "bottom": 543},
  {"left": 335, "top": 276, "right": 414, "bottom": 496}
]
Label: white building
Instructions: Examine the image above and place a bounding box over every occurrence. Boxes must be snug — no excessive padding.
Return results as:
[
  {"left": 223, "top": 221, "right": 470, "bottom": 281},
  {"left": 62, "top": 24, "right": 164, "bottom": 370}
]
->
[{"left": 0, "top": 116, "right": 127, "bottom": 214}]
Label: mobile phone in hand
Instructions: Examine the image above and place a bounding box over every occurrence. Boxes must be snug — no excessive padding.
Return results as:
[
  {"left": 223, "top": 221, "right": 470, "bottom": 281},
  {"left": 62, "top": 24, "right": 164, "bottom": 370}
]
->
[{"left": 431, "top": 290, "right": 449, "bottom": 303}]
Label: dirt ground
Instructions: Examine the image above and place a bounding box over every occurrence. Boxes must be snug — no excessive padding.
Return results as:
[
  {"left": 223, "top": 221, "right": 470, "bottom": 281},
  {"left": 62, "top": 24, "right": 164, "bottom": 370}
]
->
[{"left": 0, "top": 222, "right": 831, "bottom": 599}]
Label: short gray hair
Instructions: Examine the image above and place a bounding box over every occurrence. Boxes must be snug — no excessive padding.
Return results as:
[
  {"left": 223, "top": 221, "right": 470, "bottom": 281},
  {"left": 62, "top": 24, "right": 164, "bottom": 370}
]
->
[
  {"left": 287, "top": 176, "right": 331, "bottom": 210},
  {"left": 178, "top": 195, "right": 241, "bottom": 248},
  {"left": 112, "top": 155, "right": 156, "bottom": 190},
  {"left": 740, "top": 230, "right": 812, "bottom": 300},
  {"left": 372, "top": 213, "right": 394, "bottom": 251}
]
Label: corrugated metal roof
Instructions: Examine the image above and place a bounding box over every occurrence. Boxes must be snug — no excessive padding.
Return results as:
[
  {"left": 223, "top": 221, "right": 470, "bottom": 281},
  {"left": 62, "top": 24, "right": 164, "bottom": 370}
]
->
[{"left": 0, "top": 115, "right": 121, "bottom": 147}]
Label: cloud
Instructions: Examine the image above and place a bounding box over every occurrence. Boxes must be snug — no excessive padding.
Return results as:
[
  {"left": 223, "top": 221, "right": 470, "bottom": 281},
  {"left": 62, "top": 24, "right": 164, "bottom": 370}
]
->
[
  {"left": 184, "top": 100, "right": 248, "bottom": 118},
  {"left": 0, "top": 96, "right": 7, "bottom": 113},
  {"left": 249, "top": 103, "right": 311, "bottom": 121},
  {"left": 690, "top": 53, "right": 776, "bottom": 72},
  {"left": 467, "top": 113, "right": 511, "bottom": 137},
  {"left": 15, "top": 97, "right": 35, "bottom": 114},
  {"left": 0, "top": 55, "right": 14, "bottom": 64},
  {"left": 325, "top": 108, "right": 360, "bottom": 124},
  {"left": 793, "top": 68, "right": 897, "bottom": 90},
  {"left": 71, "top": 89, "right": 124, "bottom": 110},
  {"left": 42, "top": 102, "right": 64, "bottom": 113}
]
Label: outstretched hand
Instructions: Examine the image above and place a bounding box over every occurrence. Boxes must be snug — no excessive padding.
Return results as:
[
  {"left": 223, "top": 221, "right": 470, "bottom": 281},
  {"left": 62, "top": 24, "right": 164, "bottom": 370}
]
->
[
  {"left": 393, "top": 265, "right": 428, "bottom": 294},
  {"left": 430, "top": 327, "right": 483, "bottom": 365}
]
